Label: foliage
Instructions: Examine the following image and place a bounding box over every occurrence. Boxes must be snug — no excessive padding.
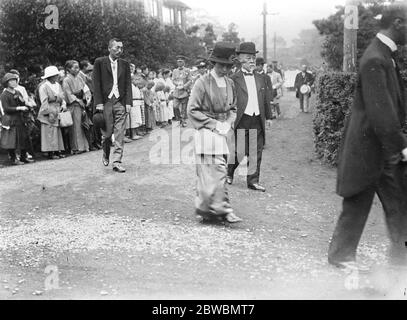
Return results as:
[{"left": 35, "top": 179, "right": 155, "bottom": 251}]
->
[
  {"left": 313, "top": 2, "right": 388, "bottom": 70},
  {"left": 314, "top": 70, "right": 407, "bottom": 166},
  {"left": 221, "top": 23, "right": 241, "bottom": 45},
  {"left": 0, "top": 0, "right": 205, "bottom": 90},
  {"left": 313, "top": 72, "right": 357, "bottom": 166}
]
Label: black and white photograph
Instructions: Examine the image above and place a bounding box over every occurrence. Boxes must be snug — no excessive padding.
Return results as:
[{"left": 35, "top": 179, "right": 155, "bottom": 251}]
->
[{"left": 1, "top": 0, "right": 407, "bottom": 305}]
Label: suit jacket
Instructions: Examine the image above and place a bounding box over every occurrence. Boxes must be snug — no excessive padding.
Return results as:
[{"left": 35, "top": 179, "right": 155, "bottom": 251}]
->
[
  {"left": 294, "top": 71, "right": 314, "bottom": 98},
  {"left": 231, "top": 70, "right": 272, "bottom": 138},
  {"left": 93, "top": 56, "right": 132, "bottom": 107},
  {"left": 336, "top": 37, "right": 407, "bottom": 197},
  {"left": 255, "top": 70, "right": 275, "bottom": 100}
]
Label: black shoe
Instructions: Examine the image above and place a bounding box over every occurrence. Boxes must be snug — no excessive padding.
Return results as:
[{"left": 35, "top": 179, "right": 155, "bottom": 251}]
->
[
  {"left": 226, "top": 176, "right": 233, "bottom": 185},
  {"left": 21, "top": 158, "right": 35, "bottom": 164},
  {"left": 11, "top": 159, "right": 25, "bottom": 165},
  {"left": 248, "top": 183, "right": 266, "bottom": 192},
  {"left": 113, "top": 163, "right": 126, "bottom": 173}
]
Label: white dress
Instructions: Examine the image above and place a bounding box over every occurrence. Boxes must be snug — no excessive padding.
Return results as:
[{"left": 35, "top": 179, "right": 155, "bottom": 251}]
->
[{"left": 126, "top": 84, "right": 143, "bottom": 129}]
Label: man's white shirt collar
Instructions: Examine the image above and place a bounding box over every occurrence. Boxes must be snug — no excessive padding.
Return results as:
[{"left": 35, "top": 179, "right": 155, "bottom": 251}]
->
[
  {"left": 377, "top": 33, "right": 397, "bottom": 52},
  {"left": 109, "top": 56, "right": 118, "bottom": 64}
]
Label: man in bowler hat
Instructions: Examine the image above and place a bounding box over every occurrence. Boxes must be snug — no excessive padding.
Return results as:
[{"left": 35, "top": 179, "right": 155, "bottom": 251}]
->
[
  {"left": 328, "top": 3, "right": 407, "bottom": 272},
  {"left": 227, "top": 42, "right": 273, "bottom": 192},
  {"left": 93, "top": 38, "right": 132, "bottom": 173}
]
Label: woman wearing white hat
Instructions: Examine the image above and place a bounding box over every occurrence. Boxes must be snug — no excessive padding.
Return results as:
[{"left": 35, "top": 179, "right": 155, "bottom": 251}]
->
[{"left": 37, "top": 66, "right": 68, "bottom": 159}]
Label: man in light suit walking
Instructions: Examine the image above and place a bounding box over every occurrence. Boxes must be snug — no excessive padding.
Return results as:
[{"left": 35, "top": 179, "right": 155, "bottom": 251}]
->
[{"left": 93, "top": 38, "right": 132, "bottom": 173}]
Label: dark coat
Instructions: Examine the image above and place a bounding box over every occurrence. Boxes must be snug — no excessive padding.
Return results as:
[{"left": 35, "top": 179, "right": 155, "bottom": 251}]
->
[
  {"left": 230, "top": 70, "right": 272, "bottom": 138},
  {"left": 93, "top": 56, "right": 132, "bottom": 107},
  {"left": 255, "top": 70, "right": 276, "bottom": 100},
  {"left": 336, "top": 37, "right": 407, "bottom": 197},
  {"left": 294, "top": 71, "right": 314, "bottom": 98}
]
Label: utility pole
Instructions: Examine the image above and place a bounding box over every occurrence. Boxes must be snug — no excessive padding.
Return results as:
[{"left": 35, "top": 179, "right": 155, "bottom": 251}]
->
[
  {"left": 343, "top": 0, "right": 359, "bottom": 72},
  {"left": 273, "top": 32, "right": 277, "bottom": 60},
  {"left": 262, "top": 1, "right": 268, "bottom": 60}
]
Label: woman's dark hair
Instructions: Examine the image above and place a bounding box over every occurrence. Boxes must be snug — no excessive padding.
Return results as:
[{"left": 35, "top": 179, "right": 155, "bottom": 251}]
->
[
  {"left": 79, "top": 60, "right": 91, "bottom": 71},
  {"left": 65, "top": 60, "right": 79, "bottom": 72}
]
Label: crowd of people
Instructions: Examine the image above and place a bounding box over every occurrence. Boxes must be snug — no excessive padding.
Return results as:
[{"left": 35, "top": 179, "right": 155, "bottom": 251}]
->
[{"left": 0, "top": 45, "right": 287, "bottom": 166}]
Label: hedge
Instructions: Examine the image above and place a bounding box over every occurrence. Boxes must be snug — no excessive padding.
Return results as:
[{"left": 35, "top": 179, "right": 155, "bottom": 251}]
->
[{"left": 313, "top": 70, "right": 407, "bottom": 166}]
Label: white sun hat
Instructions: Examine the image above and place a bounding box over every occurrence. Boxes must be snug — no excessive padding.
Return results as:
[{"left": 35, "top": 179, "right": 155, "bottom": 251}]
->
[{"left": 42, "top": 66, "right": 60, "bottom": 79}]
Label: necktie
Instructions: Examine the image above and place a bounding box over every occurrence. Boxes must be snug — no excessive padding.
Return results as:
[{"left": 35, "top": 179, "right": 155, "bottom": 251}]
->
[{"left": 243, "top": 72, "right": 253, "bottom": 76}]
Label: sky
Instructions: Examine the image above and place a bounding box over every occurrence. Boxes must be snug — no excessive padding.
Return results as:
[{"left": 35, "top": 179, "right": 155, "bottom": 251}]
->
[{"left": 182, "top": 0, "right": 347, "bottom": 45}]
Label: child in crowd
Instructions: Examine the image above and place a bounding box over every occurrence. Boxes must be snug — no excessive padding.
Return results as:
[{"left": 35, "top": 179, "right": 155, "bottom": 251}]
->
[
  {"left": 143, "top": 81, "right": 157, "bottom": 132},
  {"left": 155, "top": 82, "right": 168, "bottom": 128},
  {"left": 126, "top": 77, "right": 143, "bottom": 140}
]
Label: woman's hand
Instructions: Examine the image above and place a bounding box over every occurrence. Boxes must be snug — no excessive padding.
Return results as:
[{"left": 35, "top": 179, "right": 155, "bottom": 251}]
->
[{"left": 17, "top": 106, "right": 29, "bottom": 112}]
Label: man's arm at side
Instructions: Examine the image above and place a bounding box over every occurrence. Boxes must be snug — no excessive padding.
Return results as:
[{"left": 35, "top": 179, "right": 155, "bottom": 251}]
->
[{"left": 93, "top": 58, "right": 103, "bottom": 107}]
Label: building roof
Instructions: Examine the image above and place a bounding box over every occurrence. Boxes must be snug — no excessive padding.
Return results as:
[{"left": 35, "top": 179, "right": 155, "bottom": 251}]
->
[{"left": 164, "top": 0, "right": 190, "bottom": 10}]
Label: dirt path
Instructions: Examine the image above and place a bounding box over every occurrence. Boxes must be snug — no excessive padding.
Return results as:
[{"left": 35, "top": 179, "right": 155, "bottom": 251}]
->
[{"left": 0, "top": 92, "right": 405, "bottom": 300}]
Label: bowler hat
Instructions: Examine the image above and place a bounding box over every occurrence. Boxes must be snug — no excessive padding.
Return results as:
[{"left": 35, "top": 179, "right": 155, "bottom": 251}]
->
[
  {"left": 2, "top": 73, "right": 19, "bottom": 87},
  {"left": 92, "top": 112, "right": 106, "bottom": 131},
  {"left": 208, "top": 42, "right": 236, "bottom": 65},
  {"left": 256, "top": 57, "right": 265, "bottom": 65},
  {"left": 236, "top": 42, "right": 258, "bottom": 55}
]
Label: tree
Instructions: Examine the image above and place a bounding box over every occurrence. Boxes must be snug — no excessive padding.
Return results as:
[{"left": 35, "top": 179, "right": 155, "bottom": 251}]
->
[
  {"left": 222, "top": 23, "right": 241, "bottom": 45},
  {"left": 202, "top": 24, "right": 217, "bottom": 50},
  {"left": 0, "top": 0, "right": 205, "bottom": 85},
  {"left": 313, "top": 1, "right": 387, "bottom": 70}
]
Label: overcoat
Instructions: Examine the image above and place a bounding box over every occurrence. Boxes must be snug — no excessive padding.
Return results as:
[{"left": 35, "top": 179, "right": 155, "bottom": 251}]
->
[{"left": 336, "top": 37, "right": 407, "bottom": 197}]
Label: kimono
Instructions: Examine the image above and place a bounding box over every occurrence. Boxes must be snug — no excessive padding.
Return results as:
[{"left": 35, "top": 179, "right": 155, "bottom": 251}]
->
[
  {"left": 37, "top": 81, "right": 66, "bottom": 152},
  {"left": 62, "top": 73, "right": 89, "bottom": 152},
  {"left": 187, "top": 72, "right": 237, "bottom": 219},
  {"left": 143, "top": 88, "right": 156, "bottom": 130}
]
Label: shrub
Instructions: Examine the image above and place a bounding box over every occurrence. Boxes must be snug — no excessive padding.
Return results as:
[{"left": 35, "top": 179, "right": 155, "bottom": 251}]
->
[
  {"left": 313, "top": 72, "right": 357, "bottom": 166},
  {"left": 314, "top": 70, "right": 407, "bottom": 166}
]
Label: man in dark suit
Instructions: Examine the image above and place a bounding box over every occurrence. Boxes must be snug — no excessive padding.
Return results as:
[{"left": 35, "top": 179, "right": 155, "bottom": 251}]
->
[
  {"left": 294, "top": 65, "right": 314, "bottom": 113},
  {"left": 93, "top": 38, "right": 132, "bottom": 173},
  {"left": 226, "top": 42, "right": 273, "bottom": 192},
  {"left": 255, "top": 57, "right": 275, "bottom": 118},
  {"left": 328, "top": 4, "right": 407, "bottom": 272}
]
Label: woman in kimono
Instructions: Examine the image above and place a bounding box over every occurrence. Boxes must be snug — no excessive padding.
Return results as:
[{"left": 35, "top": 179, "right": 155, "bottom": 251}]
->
[
  {"left": 0, "top": 73, "right": 34, "bottom": 165},
  {"left": 62, "top": 60, "right": 89, "bottom": 154},
  {"left": 187, "top": 42, "right": 242, "bottom": 224},
  {"left": 155, "top": 81, "right": 169, "bottom": 128},
  {"left": 37, "top": 66, "right": 67, "bottom": 159},
  {"left": 143, "top": 81, "right": 157, "bottom": 132}
]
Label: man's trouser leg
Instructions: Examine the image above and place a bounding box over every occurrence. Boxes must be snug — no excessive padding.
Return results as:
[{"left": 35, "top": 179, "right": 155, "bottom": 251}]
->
[
  {"left": 377, "top": 162, "right": 407, "bottom": 264},
  {"left": 173, "top": 98, "right": 182, "bottom": 122},
  {"left": 328, "top": 188, "right": 374, "bottom": 264},
  {"left": 111, "top": 101, "right": 127, "bottom": 164},
  {"left": 304, "top": 93, "right": 310, "bottom": 113},
  {"left": 328, "top": 162, "right": 407, "bottom": 264},
  {"left": 246, "top": 116, "right": 264, "bottom": 186},
  {"left": 299, "top": 94, "right": 304, "bottom": 112},
  {"left": 181, "top": 97, "right": 188, "bottom": 124}
]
